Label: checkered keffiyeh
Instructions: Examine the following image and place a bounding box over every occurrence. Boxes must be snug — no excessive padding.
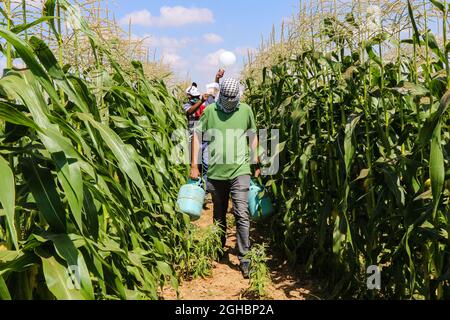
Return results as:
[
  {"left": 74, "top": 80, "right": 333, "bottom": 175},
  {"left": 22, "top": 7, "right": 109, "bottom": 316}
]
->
[{"left": 218, "top": 78, "right": 241, "bottom": 113}]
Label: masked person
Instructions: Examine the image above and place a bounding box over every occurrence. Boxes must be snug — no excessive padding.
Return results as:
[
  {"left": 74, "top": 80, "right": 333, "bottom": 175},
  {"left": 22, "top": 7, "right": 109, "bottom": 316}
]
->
[
  {"left": 190, "top": 78, "right": 261, "bottom": 278},
  {"left": 200, "top": 70, "right": 225, "bottom": 208}
]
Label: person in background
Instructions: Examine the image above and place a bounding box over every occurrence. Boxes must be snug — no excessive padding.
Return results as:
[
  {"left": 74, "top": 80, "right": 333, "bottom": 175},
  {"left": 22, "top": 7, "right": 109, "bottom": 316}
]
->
[
  {"left": 183, "top": 83, "right": 209, "bottom": 202},
  {"left": 183, "top": 83, "right": 208, "bottom": 140},
  {"left": 190, "top": 78, "right": 261, "bottom": 279},
  {"left": 183, "top": 69, "right": 223, "bottom": 133}
]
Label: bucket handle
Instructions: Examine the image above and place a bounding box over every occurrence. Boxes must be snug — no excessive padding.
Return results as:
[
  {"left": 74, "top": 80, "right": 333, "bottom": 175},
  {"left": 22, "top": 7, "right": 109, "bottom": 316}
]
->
[
  {"left": 250, "top": 179, "right": 262, "bottom": 187},
  {"left": 251, "top": 179, "right": 268, "bottom": 196},
  {"left": 188, "top": 178, "right": 206, "bottom": 190}
]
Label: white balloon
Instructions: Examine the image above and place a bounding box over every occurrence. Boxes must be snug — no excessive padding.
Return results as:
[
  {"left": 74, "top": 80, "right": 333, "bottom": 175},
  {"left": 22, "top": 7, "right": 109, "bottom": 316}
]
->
[{"left": 219, "top": 51, "right": 237, "bottom": 67}]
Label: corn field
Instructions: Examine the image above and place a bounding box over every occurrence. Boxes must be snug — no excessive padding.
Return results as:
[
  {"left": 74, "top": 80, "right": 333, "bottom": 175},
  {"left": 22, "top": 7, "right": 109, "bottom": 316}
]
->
[
  {"left": 245, "top": 0, "right": 450, "bottom": 299},
  {"left": 1, "top": 0, "right": 450, "bottom": 301},
  {"left": 0, "top": 0, "right": 202, "bottom": 300}
]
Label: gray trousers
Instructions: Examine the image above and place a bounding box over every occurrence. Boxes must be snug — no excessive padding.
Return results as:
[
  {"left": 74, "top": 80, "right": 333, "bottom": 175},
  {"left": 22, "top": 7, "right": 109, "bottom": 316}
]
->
[{"left": 208, "top": 175, "right": 251, "bottom": 264}]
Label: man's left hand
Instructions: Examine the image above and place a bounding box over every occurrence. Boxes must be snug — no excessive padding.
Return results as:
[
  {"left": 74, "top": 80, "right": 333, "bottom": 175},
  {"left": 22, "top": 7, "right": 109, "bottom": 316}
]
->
[{"left": 254, "top": 167, "right": 261, "bottom": 178}]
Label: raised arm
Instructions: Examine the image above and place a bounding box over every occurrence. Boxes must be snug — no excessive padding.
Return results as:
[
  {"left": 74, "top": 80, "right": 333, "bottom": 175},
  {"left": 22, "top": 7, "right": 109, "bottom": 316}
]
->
[
  {"left": 215, "top": 69, "right": 225, "bottom": 84},
  {"left": 185, "top": 94, "right": 208, "bottom": 116}
]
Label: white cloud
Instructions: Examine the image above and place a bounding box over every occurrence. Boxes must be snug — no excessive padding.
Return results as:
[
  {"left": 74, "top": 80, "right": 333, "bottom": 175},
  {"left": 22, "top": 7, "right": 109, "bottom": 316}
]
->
[
  {"left": 203, "top": 33, "right": 224, "bottom": 44},
  {"left": 233, "top": 46, "right": 257, "bottom": 56},
  {"left": 161, "top": 51, "right": 187, "bottom": 69},
  {"left": 121, "top": 10, "right": 152, "bottom": 26},
  {"left": 147, "top": 36, "right": 196, "bottom": 50},
  {"left": 120, "top": 6, "right": 214, "bottom": 28},
  {"left": 132, "top": 36, "right": 196, "bottom": 70}
]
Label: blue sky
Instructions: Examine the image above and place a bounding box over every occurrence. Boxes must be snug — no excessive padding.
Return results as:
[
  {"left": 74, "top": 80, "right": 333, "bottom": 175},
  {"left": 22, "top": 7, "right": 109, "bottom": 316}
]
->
[{"left": 110, "top": 0, "right": 300, "bottom": 89}]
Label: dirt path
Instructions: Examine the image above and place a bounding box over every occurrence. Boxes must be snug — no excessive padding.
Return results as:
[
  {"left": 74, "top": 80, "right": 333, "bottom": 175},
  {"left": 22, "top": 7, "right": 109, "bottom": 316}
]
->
[{"left": 162, "top": 202, "right": 321, "bottom": 300}]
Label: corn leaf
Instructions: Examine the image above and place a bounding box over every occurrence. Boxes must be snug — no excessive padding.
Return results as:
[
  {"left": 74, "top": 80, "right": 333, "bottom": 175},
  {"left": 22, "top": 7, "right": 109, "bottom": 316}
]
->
[
  {"left": 407, "top": 0, "right": 420, "bottom": 44},
  {"left": 418, "top": 90, "right": 450, "bottom": 146},
  {"left": 53, "top": 152, "right": 83, "bottom": 232},
  {"left": 22, "top": 158, "right": 66, "bottom": 233},
  {"left": 77, "top": 113, "right": 151, "bottom": 202},
  {"left": 0, "top": 101, "right": 38, "bottom": 129},
  {"left": 430, "top": 0, "right": 445, "bottom": 12},
  {"left": 0, "top": 29, "right": 64, "bottom": 112},
  {"left": 40, "top": 253, "right": 84, "bottom": 300},
  {"left": 10, "top": 17, "right": 53, "bottom": 34},
  {"left": 366, "top": 45, "right": 382, "bottom": 66},
  {"left": 422, "top": 30, "right": 445, "bottom": 63},
  {"left": 43, "top": 233, "right": 94, "bottom": 300},
  {"left": 43, "top": 0, "right": 58, "bottom": 39},
  {"left": 0, "top": 155, "right": 18, "bottom": 250},
  {"left": 0, "top": 275, "right": 11, "bottom": 300},
  {"left": 430, "top": 123, "right": 444, "bottom": 216}
]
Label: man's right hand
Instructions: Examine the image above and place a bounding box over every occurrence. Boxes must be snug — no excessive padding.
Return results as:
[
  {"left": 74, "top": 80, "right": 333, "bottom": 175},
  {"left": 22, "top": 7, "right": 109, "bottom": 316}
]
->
[
  {"left": 190, "top": 166, "right": 201, "bottom": 180},
  {"left": 215, "top": 69, "right": 225, "bottom": 82}
]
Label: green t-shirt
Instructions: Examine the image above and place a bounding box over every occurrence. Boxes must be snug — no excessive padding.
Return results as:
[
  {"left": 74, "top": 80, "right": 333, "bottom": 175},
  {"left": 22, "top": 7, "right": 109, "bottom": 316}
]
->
[{"left": 194, "top": 103, "right": 257, "bottom": 181}]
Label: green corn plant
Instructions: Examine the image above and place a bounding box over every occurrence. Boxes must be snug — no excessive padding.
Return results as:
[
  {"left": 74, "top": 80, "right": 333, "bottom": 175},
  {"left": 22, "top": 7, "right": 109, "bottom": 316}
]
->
[
  {"left": 0, "top": 0, "right": 198, "bottom": 300},
  {"left": 184, "top": 222, "right": 224, "bottom": 280},
  {"left": 244, "top": 0, "right": 450, "bottom": 299},
  {"left": 245, "top": 243, "right": 271, "bottom": 299}
]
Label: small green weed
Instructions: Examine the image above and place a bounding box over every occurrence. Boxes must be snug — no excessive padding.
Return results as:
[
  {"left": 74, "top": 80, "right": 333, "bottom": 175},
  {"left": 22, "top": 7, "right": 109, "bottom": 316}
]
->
[
  {"left": 185, "top": 222, "right": 224, "bottom": 279},
  {"left": 245, "top": 243, "right": 271, "bottom": 299}
]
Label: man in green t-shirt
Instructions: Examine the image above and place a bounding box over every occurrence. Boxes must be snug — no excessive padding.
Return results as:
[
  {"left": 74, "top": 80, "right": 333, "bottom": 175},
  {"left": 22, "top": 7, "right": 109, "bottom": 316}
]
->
[{"left": 190, "top": 78, "right": 260, "bottom": 278}]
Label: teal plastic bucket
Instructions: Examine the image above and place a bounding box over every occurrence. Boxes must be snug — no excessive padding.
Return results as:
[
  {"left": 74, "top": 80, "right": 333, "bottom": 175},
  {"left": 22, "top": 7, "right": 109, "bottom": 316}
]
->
[
  {"left": 248, "top": 180, "right": 274, "bottom": 220},
  {"left": 177, "top": 179, "right": 205, "bottom": 221}
]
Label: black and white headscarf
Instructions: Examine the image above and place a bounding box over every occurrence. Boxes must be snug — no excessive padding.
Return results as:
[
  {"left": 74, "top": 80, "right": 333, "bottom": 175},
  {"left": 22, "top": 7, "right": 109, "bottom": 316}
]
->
[{"left": 218, "top": 78, "right": 241, "bottom": 113}]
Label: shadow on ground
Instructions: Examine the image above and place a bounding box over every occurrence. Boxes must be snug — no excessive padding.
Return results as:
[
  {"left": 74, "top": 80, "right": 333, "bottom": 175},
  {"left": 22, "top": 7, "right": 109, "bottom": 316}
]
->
[{"left": 248, "top": 222, "right": 325, "bottom": 300}]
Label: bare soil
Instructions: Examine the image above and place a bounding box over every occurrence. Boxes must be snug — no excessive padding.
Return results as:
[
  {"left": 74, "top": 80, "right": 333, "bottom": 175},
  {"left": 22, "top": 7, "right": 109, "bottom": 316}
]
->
[{"left": 161, "top": 201, "right": 322, "bottom": 300}]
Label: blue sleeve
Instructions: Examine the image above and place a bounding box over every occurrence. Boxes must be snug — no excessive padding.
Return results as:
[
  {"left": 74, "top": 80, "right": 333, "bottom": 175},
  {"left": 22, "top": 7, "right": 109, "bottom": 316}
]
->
[
  {"left": 182, "top": 103, "right": 191, "bottom": 114},
  {"left": 206, "top": 96, "right": 215, "bottom": 105}
]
